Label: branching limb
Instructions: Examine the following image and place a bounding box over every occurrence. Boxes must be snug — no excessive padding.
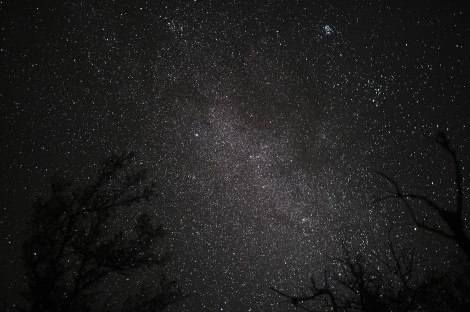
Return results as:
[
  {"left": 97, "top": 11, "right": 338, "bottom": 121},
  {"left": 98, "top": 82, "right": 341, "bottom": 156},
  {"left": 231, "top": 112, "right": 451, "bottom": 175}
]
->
[
  {"left": 376, "top": 171, "right": 455, "bottom": 240},
  {"left": 376, "top": 132, "right": 470, "bottom": 260}
]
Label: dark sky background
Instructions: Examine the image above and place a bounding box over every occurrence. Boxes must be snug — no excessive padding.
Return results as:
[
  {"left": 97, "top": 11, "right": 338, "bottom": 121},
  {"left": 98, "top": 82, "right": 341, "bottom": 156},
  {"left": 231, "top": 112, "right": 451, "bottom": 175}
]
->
[{"left": 1, "top": 0, "right": 469, "bottom": 311}]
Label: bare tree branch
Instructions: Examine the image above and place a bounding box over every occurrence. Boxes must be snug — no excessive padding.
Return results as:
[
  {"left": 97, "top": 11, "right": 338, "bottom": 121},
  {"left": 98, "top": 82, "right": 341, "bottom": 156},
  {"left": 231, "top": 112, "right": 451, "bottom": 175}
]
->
[{"left": 376, "top": 133, "right": 470, "bottom": 260}]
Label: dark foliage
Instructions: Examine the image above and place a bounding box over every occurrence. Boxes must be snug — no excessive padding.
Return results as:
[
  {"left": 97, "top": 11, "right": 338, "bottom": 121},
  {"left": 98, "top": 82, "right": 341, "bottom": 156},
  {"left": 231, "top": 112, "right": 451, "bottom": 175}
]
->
[
  {"left": 21, "top": 152, "right": 182, "bottom": 312},
  {"left": 272, "top": 133, "right": 470, "bottom": 311}
]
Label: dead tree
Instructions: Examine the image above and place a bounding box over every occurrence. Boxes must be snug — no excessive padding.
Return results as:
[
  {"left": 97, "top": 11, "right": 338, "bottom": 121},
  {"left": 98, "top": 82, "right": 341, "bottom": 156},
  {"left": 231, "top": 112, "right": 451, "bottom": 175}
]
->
[
  {"left": 376, "top": 132, "right": 470, "bottom": 261},
  {"left": 272, "top": 132, "right": 470, "bottom": 311},
  {"left": 271, "top": 229, "right": 430, "bottom": 312},
  {"left": 22, "top": 152, "right": 181, "bottom": 312}
]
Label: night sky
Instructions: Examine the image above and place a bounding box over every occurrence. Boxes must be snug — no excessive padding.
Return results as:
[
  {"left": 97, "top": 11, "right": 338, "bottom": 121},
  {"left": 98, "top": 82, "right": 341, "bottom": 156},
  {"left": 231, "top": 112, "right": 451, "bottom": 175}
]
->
[{"left": 1, "top": 0, "right": 470, "bottom": 311}]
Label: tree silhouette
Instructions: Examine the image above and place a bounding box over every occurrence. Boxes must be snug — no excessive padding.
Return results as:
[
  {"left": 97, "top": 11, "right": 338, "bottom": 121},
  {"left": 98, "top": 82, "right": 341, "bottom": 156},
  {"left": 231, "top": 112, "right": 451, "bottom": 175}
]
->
[
  {"left": 21, "top": 152, "right": 182, "bottom": 312},
  {"left": 376, "top": 132, "right": 470, "bottom": 261},
  {"left": 272, "top": 238, "right": 470, "bottom": 311},
  {"left": 271, "top": 133, "right": 470, "bottom": 311},
  {"left": 271, "top": 230, "right": 434, "bottom": 311}
]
